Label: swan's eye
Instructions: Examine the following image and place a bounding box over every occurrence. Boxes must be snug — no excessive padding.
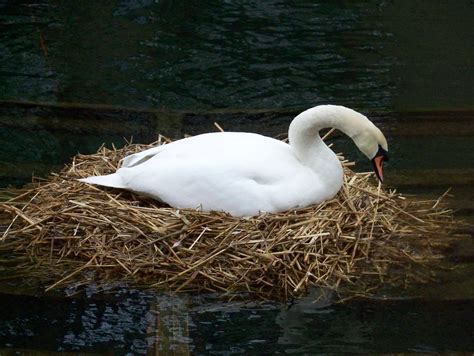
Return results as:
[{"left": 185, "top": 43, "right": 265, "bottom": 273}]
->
[{"left": 376, "top": 145, "right": 389, "bottom": 162}]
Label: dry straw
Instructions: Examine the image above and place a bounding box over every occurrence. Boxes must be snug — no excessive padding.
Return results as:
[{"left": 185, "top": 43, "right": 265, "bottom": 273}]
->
[{"left": 0, "top": 135, "right": 457, "bottom": 299}]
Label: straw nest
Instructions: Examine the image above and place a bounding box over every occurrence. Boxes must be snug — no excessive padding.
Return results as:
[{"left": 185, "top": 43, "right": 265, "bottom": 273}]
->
[{"left": 0, "top": 135, "right": 457, "bottom": 299}]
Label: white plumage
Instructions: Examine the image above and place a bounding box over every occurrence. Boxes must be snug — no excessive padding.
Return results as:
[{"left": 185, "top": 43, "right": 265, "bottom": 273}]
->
[{"left": 79, "top": 105, "right": 388, "bottom": 217}]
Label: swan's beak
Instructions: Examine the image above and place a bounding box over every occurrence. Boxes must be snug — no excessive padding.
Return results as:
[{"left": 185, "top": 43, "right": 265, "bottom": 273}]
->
[{"left": 371, "top": 146, "right": 389, "bottom": 183}]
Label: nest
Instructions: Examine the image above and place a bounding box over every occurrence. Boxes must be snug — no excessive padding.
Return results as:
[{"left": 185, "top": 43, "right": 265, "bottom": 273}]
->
[{"left": 0, "top": 136, "right": 457, "bottom": 299}]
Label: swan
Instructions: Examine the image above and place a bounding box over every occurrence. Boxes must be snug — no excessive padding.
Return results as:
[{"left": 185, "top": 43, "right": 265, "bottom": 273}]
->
[{"left": 79, "top": 105, "right": 388, "bottom": 217}]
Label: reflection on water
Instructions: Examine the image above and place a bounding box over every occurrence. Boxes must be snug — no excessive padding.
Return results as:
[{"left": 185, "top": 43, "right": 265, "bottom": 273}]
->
[
  {"left": 1, "top": 288, "right": 474, "bottom": 354},
  {"left": 0, "top": 289, "right": 157, "bottom": 353},
  {"left": 1, "top": 1, "right": 472, "bottom": 111}
]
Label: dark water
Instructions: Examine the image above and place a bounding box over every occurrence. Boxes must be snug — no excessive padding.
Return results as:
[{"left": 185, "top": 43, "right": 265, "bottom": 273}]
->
[
  {"left": 1, "top": 1, "right": 473, "bottom": 111},
  {"left": 1, "top": 288, "right": 474, "bottom": 354},
  {"left": 1, "top": 0, "right": 474, "bottom": 354}
]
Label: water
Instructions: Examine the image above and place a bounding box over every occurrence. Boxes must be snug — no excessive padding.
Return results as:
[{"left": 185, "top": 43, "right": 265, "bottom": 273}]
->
[
  {"left": 1, "top": 1, "right": 472, "bottom": 111},
  {"left": 1, "top": 0, "right": 473, "bottom": 354},
  {"left": 1, "top": 289, "right": 474, "bottom": 354}
]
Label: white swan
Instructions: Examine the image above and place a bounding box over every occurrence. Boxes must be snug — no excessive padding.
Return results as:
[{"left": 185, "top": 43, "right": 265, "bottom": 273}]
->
[{"left": 79, "top": 105, "right": 388, "bottom": 217}]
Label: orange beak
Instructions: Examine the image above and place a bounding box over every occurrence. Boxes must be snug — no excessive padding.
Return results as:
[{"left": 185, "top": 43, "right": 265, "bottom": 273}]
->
[
  {"left": 372, "top": 155, "right": 384, "bottom": 183},
  {"left": 371, "top": 145, "right": 389, "bottom": 183}
]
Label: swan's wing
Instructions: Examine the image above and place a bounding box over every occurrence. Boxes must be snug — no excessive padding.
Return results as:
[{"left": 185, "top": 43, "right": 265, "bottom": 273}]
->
[
  {"left": 120, "top": 145, "right": 167, "bottom": 168},
  {"left": 117, "top": 134, "right": 315, "bottom": 216},
  {"left": 122, "top": 132, "right": 264, "bottom": 168},
  {"left": 120, "top": 155, "right": 278, "bottom": 215}
]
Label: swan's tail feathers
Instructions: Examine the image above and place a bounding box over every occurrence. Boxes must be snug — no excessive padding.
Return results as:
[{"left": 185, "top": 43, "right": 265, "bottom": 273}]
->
[{"left": 78, "top": 173, "right": 127, "bottom": 189}]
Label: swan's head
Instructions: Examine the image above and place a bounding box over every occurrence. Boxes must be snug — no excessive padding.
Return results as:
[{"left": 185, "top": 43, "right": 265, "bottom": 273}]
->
[
  {"left": 290, "top": 104, "right": 389, "bottom": 183},
  {"left": 349, "top": 113, "right": 389, "bottom": 183}
]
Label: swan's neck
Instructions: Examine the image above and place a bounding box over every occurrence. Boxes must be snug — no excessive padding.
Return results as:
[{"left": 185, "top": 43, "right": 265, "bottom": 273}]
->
[
  {"left": 289, "top": 105, "right": 363, "bottom": 160},
  {"left": 288, "top": 105, "right": 362, "bottom": 184}
]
